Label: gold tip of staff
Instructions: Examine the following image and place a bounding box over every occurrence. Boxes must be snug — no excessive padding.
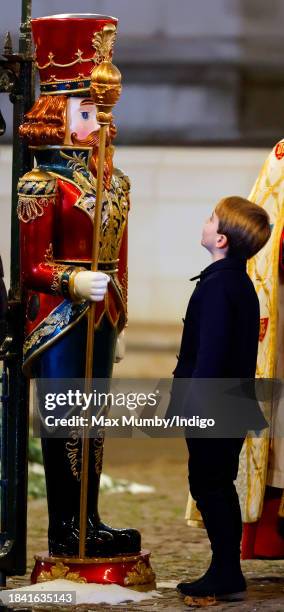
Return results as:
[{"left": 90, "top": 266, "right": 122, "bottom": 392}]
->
[{"left": 90, "top": 62, "right": 122, "bottom": 125}]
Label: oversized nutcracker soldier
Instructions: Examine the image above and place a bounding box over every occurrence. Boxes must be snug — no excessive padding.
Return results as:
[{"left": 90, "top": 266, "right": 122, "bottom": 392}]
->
[{"left": 17, "top": 14, "right": 155, "bottom": 586}]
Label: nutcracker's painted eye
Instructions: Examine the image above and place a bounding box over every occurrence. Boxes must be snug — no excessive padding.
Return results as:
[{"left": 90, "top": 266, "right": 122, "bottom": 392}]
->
[{"left": 81, "top": 111, "right": 89, "bottom": 120}]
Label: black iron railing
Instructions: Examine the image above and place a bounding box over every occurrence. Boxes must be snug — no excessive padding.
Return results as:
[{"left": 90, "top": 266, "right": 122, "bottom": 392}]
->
[{"left": 0, "top": 0, "right": 34, "bottom": 585}]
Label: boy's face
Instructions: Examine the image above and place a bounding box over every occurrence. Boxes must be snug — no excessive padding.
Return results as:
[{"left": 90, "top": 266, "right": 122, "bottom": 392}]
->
[{"left": 201, "top": 209, "right": 228, "bottom": 254}]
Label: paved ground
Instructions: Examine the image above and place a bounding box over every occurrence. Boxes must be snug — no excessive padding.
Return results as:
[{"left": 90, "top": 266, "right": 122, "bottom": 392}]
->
[
  {"left": 2, "top": 438, "right": 283, "bottom": 611},
  {"left": 2, "top": 326, "right": 284, "bottom": 610}
]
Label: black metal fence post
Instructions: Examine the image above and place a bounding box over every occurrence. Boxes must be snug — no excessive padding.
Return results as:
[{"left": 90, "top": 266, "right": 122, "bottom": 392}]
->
[{"left": 0, "top": 0, "right": 34, "bottom": 585}]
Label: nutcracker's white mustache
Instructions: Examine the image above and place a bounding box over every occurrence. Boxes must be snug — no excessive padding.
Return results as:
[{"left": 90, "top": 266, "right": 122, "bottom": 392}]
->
[{"left": 71, "top": 130, "right": 100, "bottom": 146}]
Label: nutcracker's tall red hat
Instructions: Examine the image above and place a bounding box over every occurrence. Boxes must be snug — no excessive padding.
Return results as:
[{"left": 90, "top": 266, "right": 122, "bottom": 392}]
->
[{"left": 31, "top": 13, "right": 118, "bottom": 96}]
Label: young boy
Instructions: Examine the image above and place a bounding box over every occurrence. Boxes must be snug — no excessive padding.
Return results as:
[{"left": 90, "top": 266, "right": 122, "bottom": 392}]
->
[{"left": 174, "top": 196, "right": 271, "bottom": 601}]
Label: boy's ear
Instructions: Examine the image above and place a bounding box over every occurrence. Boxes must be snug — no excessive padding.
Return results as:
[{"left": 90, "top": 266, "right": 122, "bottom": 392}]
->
[{"left": 216, "top": 233, "right": 228, "bottom": 249}]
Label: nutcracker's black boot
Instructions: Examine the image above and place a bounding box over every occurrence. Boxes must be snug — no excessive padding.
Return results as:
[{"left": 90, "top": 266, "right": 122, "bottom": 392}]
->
[
  {"left": 86, "top": 435, "right": 141, "bottom": 556},
  {"left": 41, "top": 436, "right": 115, "bottom": 557},
  {"left": 41, "top": 435, "right": 141, "bottom": 557},
  {"left": 177, "top": 486, "right": 247, "bottom": 600}
]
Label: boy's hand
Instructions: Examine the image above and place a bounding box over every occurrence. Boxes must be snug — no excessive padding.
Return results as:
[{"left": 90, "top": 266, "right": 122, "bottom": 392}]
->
[{"left": 73, "top": 271, "right": 110, "bottom": 301}]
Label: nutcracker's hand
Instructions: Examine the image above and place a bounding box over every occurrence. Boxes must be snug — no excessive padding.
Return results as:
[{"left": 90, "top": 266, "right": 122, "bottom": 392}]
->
[{"left": 73, "top": 271, "right": 110, "bottom": 301}]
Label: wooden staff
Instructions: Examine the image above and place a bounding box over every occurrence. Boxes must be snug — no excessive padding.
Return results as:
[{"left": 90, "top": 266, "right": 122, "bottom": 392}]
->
[{"left": 79, "top": 25, "right": 122, "bottom": 559}]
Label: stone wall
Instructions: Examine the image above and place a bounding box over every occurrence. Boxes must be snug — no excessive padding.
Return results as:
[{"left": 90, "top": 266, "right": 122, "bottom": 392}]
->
[
  {"left": 1, "top": 2, "right": 284, "bottom": 145},
  {"left": 0, "top": 144, "right": 269, "bottom": 323}
]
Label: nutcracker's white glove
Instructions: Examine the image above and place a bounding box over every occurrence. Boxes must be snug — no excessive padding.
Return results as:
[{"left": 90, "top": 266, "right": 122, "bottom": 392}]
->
[
  {"left": 114, "top": 329, "right": 126, "bottom": 363},
  {"left": 73, "top": 271, "right": 110, "bottom": 301}
]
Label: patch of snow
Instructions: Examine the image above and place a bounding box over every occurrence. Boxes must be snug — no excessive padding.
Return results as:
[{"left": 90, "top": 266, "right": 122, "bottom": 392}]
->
[
  {"left": 100, "top": 473, "right": 155, "bottom": 494},
  {"left": 29, "top": 462, "right": 45, "bottom": 475},
  {"left": 0, "top": 579, "right": 161, "bottom": 606},
  {"left": 27, "top": 466, "right": 155, "bottom": 494}
]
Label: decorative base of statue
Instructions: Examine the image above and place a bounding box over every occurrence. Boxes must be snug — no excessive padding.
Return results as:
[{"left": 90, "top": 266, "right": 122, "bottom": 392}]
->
[{"left": 31, "top": 550, "right": 156, "bottom": 590}]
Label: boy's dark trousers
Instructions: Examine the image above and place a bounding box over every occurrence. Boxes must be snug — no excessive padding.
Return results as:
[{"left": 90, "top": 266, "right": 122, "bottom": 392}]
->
[{"left": 186, "top": 436, "right": 245, "bottom": 569}]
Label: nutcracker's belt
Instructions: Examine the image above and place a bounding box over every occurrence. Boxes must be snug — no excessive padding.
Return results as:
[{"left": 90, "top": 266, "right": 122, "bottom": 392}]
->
[{"left": 55, "top": 259, "right": 119, "bottom": 273}]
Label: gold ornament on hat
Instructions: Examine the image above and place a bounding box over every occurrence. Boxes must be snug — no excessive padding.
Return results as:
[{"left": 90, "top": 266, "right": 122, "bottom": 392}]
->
[{"left": 92, "top": 23, "right": 117, "bottom": 64}]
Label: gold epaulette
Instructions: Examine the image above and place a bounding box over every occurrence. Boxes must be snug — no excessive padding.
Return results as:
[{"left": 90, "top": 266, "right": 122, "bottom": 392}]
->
[{"left": 17, "top": 168, "right": 57, "bottom": 223}]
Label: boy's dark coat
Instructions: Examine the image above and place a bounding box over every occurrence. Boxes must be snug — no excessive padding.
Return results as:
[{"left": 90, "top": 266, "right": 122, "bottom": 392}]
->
[
  {"left": 174, "top": 256, "right": 259, "bottom": 378},
  {"left": 167, "top": 256, "right": 268, "bottom": 434}
]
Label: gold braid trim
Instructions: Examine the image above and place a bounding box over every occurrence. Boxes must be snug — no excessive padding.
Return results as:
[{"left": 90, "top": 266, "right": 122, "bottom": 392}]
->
[
  {"left": 17, "top": 195, "right": 55, "bottom": 223},
  {"left": 36, "top": 49, "right": 95, "bottom": 70},
  {"left": 121, "top": 268, "right": 128, "bottom": 323},
  {"left": 44, "top": 243, "right": 85, "bottom": 298},
  {"left": 17, "top": 169, "right": 57, "bottom": 223},
  {"left": 93, "top": 433, "right": 105, "bottom": 476},
  {"left": 65, "top": 432, "right": 81, "bottom": 481},
  {"left": 23, "top": 303, "right": 74, "bottom": 355},
  {"left": 44, "top": 243, "right": 71, "bottom": 295}
]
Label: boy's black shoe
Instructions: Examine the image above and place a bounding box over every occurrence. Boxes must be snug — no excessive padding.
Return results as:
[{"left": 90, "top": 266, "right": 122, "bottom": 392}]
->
[
  {"left": 179, "top": 480, "right": 246, "bottom": 599},
  {"left": 177, "top": 562, "right": 247, "bottom": 601}
]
